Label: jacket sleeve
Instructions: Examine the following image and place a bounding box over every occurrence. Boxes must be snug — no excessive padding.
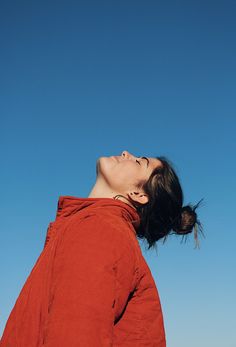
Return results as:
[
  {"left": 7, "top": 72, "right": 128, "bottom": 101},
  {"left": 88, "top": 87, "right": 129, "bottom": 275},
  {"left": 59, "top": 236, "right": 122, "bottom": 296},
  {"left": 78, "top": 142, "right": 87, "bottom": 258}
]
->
[{"left": 43, "top": 214, "right": 138, "bottom": 347}]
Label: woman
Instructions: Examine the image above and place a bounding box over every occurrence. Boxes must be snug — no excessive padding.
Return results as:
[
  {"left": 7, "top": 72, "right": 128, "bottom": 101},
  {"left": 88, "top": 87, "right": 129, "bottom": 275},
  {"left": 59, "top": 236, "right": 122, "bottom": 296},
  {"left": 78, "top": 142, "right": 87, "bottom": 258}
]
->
[{"left": 0, "top": 150, "right": 203, "bottom": 347}]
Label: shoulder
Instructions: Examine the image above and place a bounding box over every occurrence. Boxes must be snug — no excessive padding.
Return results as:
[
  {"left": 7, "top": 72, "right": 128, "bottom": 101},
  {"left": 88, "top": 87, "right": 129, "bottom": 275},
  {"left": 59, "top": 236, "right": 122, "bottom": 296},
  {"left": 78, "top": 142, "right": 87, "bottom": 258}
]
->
[
  {"left": 81, "top": 212, "right": 134, "bottom": 244},
  {"left": 67, "top": 210, "right": 137, "bottom": 261}
]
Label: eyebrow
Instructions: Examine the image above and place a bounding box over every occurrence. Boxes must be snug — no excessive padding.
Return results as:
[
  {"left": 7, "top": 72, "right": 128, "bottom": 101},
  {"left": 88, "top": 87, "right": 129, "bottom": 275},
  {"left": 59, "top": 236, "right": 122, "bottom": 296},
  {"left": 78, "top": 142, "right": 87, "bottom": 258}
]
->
[{"left": 141, "top": 156, "right": 149, "bottom": 168}]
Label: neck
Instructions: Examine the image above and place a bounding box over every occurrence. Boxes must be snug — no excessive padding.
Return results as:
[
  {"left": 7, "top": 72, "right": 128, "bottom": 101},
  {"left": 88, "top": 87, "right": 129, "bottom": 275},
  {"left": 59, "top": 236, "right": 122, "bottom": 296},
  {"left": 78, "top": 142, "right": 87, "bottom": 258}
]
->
[
  {"left": 88, "top": 177, "right": 117, "bottom": 199},
  {"left": 88, "top": 178, "right": 136, "bottom": 210}
]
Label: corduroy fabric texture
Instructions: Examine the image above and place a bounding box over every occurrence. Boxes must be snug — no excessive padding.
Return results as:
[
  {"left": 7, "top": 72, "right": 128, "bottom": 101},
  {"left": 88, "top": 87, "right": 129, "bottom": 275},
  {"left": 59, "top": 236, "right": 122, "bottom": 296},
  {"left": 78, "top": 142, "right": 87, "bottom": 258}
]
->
[{"left": 0, "top": 196, "right": 166, "bottom": 347}]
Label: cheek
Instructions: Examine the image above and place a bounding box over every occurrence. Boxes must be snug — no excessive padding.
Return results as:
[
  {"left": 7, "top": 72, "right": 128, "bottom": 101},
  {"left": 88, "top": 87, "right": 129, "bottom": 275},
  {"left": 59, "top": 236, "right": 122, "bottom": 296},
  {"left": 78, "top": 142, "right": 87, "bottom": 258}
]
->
[{"left": 110, "top": 164, "right": 141, "bottom": 189}]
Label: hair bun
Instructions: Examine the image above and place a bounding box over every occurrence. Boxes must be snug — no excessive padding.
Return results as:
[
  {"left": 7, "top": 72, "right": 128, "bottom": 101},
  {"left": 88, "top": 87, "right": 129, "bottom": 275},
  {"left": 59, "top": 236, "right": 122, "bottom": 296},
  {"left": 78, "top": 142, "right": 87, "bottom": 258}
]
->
[
  {"left": 172, "top": 198, "right": 204, "bottom": 248},
  {"left": 173, "top": 206, "right": 197, "bottom": 234}
]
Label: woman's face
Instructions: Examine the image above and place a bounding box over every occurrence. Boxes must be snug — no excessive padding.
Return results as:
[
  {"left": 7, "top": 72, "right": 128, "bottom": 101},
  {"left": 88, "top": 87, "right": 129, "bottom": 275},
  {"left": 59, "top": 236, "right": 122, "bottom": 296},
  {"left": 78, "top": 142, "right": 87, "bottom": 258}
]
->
[{"left": 97, "top": 150, "right": 163, "bottom": 198}]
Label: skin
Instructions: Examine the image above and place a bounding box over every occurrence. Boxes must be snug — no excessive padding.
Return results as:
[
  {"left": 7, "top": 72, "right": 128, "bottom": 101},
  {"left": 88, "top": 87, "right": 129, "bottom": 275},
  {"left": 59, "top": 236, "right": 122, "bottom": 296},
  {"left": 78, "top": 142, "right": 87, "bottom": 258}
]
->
[{"left": 88, "top": 150, "right": 163, "bottom": 209}]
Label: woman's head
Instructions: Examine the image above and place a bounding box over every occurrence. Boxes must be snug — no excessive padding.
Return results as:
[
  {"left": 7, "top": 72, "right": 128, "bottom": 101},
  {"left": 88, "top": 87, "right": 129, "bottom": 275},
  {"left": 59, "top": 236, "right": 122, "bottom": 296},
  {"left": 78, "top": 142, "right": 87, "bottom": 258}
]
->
[{"left": 92, "top": 150, "right": 204, "bottom": 249}]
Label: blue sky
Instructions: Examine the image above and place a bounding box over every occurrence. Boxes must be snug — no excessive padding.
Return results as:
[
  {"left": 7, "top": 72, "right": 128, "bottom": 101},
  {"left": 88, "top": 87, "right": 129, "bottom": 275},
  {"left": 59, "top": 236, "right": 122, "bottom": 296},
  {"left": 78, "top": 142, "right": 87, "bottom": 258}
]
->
[{"left": 1, "top": 1, "right": 235, "bottom": 346}]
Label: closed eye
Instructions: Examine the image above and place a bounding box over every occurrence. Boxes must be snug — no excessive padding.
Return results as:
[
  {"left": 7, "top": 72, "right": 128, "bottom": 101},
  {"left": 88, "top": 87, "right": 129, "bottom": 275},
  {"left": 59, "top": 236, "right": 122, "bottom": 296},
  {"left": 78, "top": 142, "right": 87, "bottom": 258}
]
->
[
  {"left": 136, "top": 159, "right": 141, "bottom": 165},
  {"left": 141, "top": 156, "right": 149, "bottom": 167}
]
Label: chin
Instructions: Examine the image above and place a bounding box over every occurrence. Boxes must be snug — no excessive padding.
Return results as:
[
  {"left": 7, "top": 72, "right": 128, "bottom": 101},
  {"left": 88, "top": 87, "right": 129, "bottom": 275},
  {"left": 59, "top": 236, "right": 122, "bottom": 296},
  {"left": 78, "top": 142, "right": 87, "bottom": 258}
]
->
[
  {"left": 97, "top": 156, "right": 115, "bottom": 178},
  {"left": 95, "top": 158, "right": 100, "bottom": 175},
  {"left": 96, "top": 156, "right": 106, "bottom": 174}
]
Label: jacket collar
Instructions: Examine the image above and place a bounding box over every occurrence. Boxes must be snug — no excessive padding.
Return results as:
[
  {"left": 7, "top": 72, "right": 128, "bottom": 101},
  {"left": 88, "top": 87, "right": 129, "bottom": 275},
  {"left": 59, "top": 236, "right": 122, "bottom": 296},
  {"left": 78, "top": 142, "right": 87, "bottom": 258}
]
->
[{"left": 56, "top": 196, "right": 140, "bottom": 230}]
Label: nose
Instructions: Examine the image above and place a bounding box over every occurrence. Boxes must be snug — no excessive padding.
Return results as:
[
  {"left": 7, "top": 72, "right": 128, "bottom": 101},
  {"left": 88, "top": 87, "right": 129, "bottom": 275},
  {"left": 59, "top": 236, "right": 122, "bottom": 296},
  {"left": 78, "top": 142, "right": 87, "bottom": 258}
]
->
[{"left": 121, "top": 150, "right": 135, "bottom": 159}]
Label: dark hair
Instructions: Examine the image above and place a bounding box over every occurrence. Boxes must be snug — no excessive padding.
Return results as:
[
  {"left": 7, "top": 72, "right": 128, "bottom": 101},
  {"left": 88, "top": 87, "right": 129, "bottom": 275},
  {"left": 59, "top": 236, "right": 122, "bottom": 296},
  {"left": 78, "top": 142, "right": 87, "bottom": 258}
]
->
[{"left": 135, "top": 156, "right": 205, "bottom": 250}]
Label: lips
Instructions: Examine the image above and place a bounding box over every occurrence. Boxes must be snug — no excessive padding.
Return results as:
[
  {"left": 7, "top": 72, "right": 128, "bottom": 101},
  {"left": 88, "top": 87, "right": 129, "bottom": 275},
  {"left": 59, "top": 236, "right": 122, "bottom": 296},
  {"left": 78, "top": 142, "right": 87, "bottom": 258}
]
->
[{"left": 111, "top": 156, "right": 119, "bottom": 162}]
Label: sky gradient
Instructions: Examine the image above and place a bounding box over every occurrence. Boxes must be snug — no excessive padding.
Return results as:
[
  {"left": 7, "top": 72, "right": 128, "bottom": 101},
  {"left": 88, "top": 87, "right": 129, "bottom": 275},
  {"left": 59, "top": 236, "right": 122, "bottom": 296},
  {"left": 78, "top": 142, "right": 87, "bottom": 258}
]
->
[{"left": 1, "top": 1, "right": 236, "bottom": 346}]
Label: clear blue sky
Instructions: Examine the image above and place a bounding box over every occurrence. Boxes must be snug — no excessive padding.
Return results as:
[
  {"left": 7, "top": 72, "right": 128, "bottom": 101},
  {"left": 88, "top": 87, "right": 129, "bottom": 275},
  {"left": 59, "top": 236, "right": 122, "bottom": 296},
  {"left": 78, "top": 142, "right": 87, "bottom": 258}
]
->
[{"left": 1, "top": 1, "right": 235, "bottom": 346}]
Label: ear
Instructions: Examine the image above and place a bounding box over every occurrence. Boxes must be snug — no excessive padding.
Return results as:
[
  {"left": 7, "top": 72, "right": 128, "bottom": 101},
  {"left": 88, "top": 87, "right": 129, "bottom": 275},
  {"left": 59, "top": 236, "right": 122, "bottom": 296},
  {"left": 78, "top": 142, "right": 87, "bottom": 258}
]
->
[{"left": 128, "top": 191, "right": 149, "bottom": 205}]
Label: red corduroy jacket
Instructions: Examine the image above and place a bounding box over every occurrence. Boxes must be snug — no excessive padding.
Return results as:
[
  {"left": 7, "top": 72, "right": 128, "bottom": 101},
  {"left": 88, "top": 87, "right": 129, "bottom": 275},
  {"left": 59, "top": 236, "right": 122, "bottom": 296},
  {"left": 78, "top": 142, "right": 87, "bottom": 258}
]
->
[{"left": 0, "top": 196, "right": 166, "bottom": 347}]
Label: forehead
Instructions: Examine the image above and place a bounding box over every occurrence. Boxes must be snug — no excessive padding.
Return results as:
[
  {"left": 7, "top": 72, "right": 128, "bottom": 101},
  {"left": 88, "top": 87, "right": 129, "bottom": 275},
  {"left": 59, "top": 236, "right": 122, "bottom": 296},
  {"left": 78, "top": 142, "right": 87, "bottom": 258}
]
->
[{"left": 148, "top": 157, "right": 163, "bottom": 170}]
